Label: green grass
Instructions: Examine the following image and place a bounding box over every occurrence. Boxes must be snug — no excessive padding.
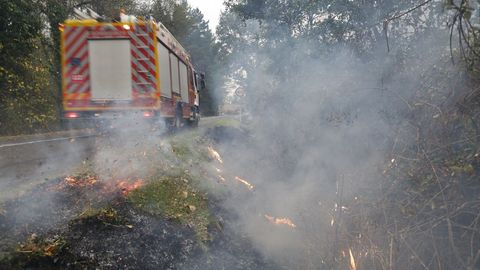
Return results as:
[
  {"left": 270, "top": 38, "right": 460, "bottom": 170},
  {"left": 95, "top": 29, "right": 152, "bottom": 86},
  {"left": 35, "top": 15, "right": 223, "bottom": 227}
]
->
[
  {"left": 170, "top": 141, "right": 193, "bottom": 159},
  {"left": 169, "top": 135, "right": 211, "bottom": 165},
  {"left": 210, "top": 118, "right": 241, "bottom": 128},
  {"left": 76, "top": 206, "right": 128, "bottom": 226},
  {"left": 128, "top": 172, "right": 211, "bottom": 242}
]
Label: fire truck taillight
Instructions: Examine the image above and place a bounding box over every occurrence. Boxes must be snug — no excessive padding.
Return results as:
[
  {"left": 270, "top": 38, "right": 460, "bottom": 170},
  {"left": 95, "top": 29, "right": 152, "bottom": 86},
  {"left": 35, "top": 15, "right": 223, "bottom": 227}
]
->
[
  {"left": 143, "top": 111, "right": 153, "bottom": 118},
  {"left": 65, "top": 112, "right": 79, "bottom": 119}
]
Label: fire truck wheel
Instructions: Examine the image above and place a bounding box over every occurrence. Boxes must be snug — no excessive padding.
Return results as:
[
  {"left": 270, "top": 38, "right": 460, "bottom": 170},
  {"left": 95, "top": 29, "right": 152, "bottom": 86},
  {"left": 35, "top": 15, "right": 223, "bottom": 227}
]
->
[
  {"left": 62, "top": 119, "right": 74, "bottom": 130},
  {"left": 174, "top": 113, "right": 183, "bottom": 129},
  {"left": 62, "top": 119, "right": 86, "bottom": 130},
  {"left": 174, "top": 103, "right": 184, "bottom": 130},
  {"left": 163, "top": 118, "right": 174, "bottom": 133},
  {"left": 187, "top": 111, "right": 199, "bottom": 128},
  {"left": 191, "top": 118, "right": 199, "bottom": 127}
]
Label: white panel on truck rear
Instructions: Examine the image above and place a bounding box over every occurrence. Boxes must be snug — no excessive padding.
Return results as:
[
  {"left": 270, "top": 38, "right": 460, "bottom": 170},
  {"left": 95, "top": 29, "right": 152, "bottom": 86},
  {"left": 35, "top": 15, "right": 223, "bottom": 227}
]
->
[
  {"left": 179, "top": 61, "right": 189, "bottom": 103},
  {"left": 88, "top": 40, "right": 132, "bottom": 100},
  {"left": 170, "top": 54, "right": 180, "bottom": 94},
  {"left": 157, "top": 43, "right": 172, "bottom": 98}
]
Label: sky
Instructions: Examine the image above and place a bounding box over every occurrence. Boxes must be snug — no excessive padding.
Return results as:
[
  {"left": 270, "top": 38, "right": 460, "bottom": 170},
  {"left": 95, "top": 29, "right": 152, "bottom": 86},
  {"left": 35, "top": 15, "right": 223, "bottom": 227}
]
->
[{"left": 188, "top": 0, "right": 225, "bottom": 31}]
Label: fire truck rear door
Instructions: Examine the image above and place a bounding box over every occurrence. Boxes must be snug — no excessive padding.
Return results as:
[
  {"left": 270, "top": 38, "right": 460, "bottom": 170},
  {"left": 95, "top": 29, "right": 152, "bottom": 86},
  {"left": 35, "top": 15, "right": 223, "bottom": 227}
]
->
[{"left": 88, "top": 39, "right": 132, "bottom": 100}]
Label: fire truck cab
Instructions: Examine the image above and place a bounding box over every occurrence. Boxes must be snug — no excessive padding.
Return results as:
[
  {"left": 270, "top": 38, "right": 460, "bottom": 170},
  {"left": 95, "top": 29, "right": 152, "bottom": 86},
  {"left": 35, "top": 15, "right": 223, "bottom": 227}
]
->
[{"left": 60, "top": 8, "right": 204, "bottom": 128}]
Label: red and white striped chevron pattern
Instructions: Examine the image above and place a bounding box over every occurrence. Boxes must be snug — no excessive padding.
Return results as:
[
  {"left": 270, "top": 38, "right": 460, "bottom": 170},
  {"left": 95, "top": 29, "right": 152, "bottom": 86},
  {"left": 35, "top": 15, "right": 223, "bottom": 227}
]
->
[
  {"left": 64, "top": 25, "right": 91, "bottom": 99},
  {"left": 129, "top": 25, "right": 157, "bottom": 97},
  {"left": 64, "top": 23, "right": 157, "bottom": 100}
]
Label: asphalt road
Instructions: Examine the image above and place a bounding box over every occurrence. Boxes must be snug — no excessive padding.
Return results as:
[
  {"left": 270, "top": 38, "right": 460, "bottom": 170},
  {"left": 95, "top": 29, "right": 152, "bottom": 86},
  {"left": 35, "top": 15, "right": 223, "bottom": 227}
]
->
[{"left": 0, "top": 130, "right": 96, "bottom": 201}]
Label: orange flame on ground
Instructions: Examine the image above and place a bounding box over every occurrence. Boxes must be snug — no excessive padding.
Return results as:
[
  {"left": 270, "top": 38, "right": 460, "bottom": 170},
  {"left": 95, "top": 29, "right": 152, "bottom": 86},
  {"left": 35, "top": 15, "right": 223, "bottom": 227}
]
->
[
  {"left": 56, "top": 176, "right": 143, "bottom": 197},
  {"left": 264, "top": 215, "right": 297, "bottom": 228},
  {"left": 116, "top": 179, "right": 144, "bottom": 196},
  {"left": 63, "top": 176, "right": 97, "bottom": 187},
  {"left": 208, "top": 146, "right": 223, "bottom": 164},
  {"left": 349, "top": 248, "right": 357, "bottom": 270},
  {"left": 234, "top": 176, "right": 254, "bottom": 190}
]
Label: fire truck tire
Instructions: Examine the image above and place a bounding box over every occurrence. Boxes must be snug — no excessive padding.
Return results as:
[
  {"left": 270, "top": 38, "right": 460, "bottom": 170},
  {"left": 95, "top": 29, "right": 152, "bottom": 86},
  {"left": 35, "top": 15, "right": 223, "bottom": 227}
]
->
[
  {"left": 163, "top": 118, "right": 174, "bottom": 132},
  {"left": 62, "top": 119, "right": 87, "bottom": 130},
  {"left": 190, "top": 118, "right": 199, "bottom": 128},
  {"left": 175, "top": 115, "right": 183, "bottom": 129},
  {"left": 186, "top": 111, "right": 199, "bottom": 128},
  {"left": 62, "top": 119, "right": 74, "bottom": 130},
  {"left": 174, "top": 105, "right": 183, "bottom": 130}
]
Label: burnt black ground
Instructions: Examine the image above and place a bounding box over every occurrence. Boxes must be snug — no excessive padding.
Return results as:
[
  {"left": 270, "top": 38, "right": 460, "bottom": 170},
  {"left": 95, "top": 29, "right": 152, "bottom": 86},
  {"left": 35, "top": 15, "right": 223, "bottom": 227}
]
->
[
  {"left": 0, "top": 176, "right": 275, "bottom": 269},
  {"left": 63, "top": 201, "right": 196, "bottom": 270}
]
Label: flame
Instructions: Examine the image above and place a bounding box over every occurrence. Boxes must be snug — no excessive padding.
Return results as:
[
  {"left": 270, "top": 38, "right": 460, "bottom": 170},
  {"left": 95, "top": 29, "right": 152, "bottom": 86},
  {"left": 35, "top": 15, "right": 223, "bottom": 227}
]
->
[
  {"left": 63, "top": 175, "right": 97, "bottom": 187},
  {"left": 208, "top": 146, "right": 223, "bottom": 164},
  {"left": 264, "top": 214, "right": 297, "bottom": 228},
  {"left": 116, "top": 179, "right": 144, "bottom": 196},
  {"left": 234, "top": 176, "right": 254, "bottom": 190},
  {"left": 55, "top": 176, "right": 144, "bottom": 197},
  {"left": 349, "top": 248, "right": 357, "bottom": 270}
]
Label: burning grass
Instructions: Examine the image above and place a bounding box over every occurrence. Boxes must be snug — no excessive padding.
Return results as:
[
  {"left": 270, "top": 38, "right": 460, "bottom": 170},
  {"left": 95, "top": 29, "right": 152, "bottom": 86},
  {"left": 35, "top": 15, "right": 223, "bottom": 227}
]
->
[
  {"left": 63, "top": 175, "right": 97, "bottom": 187},
  {"left": 16, "top": 234, "right": 66, "bottom": 258},
  {"left": 348, "top": 248, "right": 356, "bottom": 270},
  {"left": 0, "top": 234, "right": 74, "bottom": 269},
  {"left": 264, "top": 215, "right": 297, "bottom": 228},
  {"left": 234, "top": 176, "right": 255, "bottom": 190},
  {"left": 118, "top": 179, "right": 144, "bottom": 195},
  {"left": 208, "top": 146, "right": 224, "bottom": 164},
  {"left": 127, "top": 172, "right": 211, "bottom": 242}
]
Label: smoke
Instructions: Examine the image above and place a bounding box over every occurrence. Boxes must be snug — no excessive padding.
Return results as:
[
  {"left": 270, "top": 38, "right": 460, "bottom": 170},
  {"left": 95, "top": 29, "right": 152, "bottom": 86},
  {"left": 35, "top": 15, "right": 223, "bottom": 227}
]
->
[
  {"left": 1, "top": 4, "right": 475, "bottom": 268},
  {"left": 210, "top": 16, "right": 461, "bottom": 268},
  {"left": 90, "top": 114, "right": 171, "bottom": 181},
  {"left": 0, "top": 129, "right": 95, "bottom": 201},
  {"left": 0, "top": 115, "right": 170, "bottom": 239}
]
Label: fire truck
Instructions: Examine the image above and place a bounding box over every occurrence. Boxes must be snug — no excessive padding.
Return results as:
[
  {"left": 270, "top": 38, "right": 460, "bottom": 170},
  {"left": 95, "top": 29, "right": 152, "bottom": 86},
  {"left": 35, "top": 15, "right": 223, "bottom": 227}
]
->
[{"left": 60, "top": 9, "right": 204, "bottom": 128}]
